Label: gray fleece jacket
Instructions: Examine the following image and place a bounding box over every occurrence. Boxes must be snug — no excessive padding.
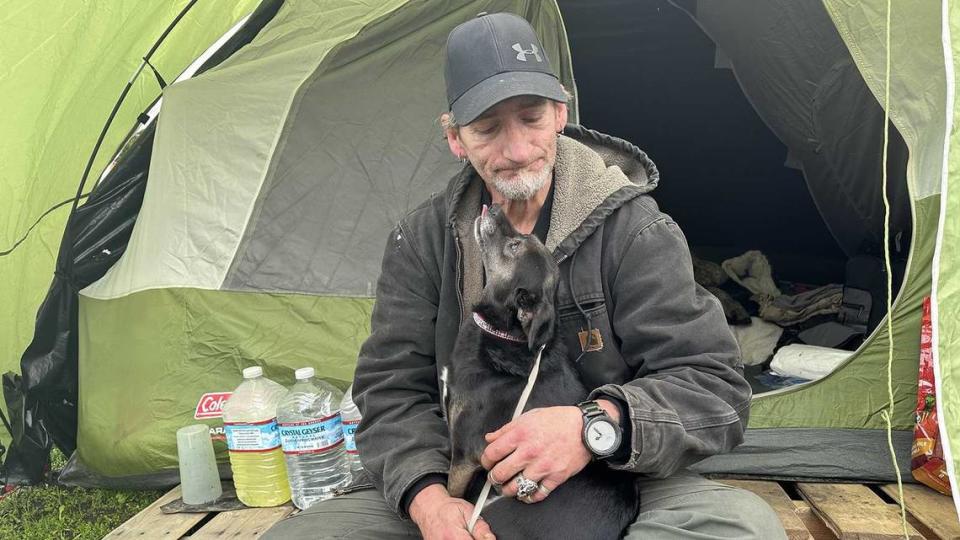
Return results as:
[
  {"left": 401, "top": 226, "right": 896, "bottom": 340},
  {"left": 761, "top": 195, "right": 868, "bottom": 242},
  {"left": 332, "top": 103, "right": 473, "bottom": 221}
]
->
[{"left": 353, "top": 124, "right": 751, "bottom": 516}]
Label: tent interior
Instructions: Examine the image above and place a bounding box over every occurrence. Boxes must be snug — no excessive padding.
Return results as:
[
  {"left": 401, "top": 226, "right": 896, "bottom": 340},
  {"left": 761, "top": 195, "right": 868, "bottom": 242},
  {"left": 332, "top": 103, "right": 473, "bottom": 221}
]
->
[{"left": 559, "top": 0, "right": 912, "bottom": 394}]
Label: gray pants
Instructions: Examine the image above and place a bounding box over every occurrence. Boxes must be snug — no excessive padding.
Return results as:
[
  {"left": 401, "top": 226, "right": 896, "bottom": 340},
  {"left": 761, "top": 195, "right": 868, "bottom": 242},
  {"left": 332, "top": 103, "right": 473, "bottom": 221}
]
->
[{"left": 262, "top": 471, "right": 786, "bottom": 539}]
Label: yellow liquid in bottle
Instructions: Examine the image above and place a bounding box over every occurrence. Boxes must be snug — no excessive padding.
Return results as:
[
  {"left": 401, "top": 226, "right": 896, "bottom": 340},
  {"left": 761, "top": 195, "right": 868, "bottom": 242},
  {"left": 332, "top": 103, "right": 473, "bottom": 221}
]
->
[{"left": 228, "top": 447, "right": 291, "bottom": 507}]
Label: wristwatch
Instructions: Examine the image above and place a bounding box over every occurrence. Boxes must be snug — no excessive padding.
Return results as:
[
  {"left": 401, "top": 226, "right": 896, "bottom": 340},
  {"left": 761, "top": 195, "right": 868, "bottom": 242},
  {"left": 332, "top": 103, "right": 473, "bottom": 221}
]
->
[{"left": 576, "top": 400, "right": 622, "bottom": 459}]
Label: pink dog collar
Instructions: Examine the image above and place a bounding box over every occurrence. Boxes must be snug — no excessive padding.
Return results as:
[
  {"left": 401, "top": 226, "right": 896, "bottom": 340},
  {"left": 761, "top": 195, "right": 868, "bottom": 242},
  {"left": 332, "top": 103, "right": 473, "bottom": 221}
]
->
[{"left": 472, "top": 312, "right": 526, "bottom": 343}]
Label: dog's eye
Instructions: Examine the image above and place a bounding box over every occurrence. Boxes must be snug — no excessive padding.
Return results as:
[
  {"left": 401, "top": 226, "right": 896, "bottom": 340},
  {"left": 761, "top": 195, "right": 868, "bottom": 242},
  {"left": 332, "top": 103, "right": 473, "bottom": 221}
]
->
[{"left": 506, "top": 239, "right": 522, "bottom": 254}]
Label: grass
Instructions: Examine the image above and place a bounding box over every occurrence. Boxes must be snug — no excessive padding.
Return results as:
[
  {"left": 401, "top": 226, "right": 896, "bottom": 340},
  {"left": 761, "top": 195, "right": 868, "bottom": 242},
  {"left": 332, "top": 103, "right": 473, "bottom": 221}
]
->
[{"left": 0, "top": 448, "right": 163, "bottom": 540}]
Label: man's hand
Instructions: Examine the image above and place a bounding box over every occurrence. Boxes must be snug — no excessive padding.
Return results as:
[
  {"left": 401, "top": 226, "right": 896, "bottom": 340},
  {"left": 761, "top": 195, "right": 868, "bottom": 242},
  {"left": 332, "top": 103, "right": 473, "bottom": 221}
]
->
[
  {"left": 481, "top": 400, "right": 621, "bottom": 503},
  {"left": 409, "top": 484, "right": 496, "bottom": 540}
]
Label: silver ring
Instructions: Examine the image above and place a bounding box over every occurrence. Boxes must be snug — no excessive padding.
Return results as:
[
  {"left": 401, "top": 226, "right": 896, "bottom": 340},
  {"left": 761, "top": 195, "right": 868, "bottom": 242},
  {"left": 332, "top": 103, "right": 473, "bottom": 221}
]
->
[
  {"left": 515, "top": 473, "right": 538, "bottom": 499},
  {"left": 488, "top": 470, "right": 503, "bottom": 487},
  {"left": 538, "top": 483, "right": 552, "bottom": 495}
]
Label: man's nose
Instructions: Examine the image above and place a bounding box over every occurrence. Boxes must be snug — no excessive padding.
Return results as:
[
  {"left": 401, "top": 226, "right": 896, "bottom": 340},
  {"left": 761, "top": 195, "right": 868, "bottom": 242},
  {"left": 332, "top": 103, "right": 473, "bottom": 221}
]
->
[{"left": 500, "top": 123, "right": 535, "bottom": 164}]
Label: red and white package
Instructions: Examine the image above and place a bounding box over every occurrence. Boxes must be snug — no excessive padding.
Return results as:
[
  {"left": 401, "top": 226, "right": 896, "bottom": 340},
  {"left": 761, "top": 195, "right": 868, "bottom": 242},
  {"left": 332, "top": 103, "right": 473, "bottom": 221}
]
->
[{"left": 911, "top": 297, "right": 951, "bottom": 495}]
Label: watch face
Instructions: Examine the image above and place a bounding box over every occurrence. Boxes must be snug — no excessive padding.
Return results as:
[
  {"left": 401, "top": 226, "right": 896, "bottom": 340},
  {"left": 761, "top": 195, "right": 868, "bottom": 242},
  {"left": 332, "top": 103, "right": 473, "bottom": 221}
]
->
[{"left": 587, "top": 419, "right": 619, "bottom": 454}]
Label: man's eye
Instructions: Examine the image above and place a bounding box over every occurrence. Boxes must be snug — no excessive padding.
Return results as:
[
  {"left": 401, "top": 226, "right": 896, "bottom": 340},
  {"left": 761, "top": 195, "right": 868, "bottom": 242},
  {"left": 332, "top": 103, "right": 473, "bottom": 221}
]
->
[
  {"left": 523, "top": 115, "right": 544, "bottom": 124},
  {"left": 474, "top": 124, "right": 497, "bottom": 135}
]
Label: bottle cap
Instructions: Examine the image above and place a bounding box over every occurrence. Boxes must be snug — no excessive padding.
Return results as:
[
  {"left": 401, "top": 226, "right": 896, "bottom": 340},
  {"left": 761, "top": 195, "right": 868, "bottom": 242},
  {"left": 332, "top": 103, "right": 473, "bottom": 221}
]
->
[
  {"left": 242, "top": 366, "right": 263, "bottom": 379},
  {"left": 295, "top": 367, "right": 315, "bottom": 380}
]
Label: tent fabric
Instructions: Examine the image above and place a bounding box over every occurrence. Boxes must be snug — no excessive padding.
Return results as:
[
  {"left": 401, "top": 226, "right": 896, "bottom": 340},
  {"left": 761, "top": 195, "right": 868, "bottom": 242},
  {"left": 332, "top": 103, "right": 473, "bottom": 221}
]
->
[
  {"left": 823, "top": 0, "right": 947, "bottom": 201},
  {"left": 221, "top": 1, "right": 570, "bottom": 295},
  {"left": 0, "top": 1, "right": 260, "bottom": 437},
  {"left": 1, "top": 1, "right": 285, "bottom": 484},
  {"left": 82, "top": 0, "right": 576, "bottom": 300},
  {"left": 72, "top": 288, "right": 371, "bottom": 479},
  {"left": 81, "top": 0, "right": 410, "bottom": 299},
  {"left": 934, "top": 0, "right": 960, "bottom": 510},
  {"left": 677, "top": 0, "right": 912, "bottom": 259}
]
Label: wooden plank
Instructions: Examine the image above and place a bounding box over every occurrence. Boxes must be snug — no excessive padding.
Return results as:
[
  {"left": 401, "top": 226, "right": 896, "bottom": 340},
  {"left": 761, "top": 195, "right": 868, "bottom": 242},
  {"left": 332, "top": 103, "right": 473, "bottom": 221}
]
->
[
  {"left": 190, "top": 504, "right": 295, "bottom": 539},
  {"left": 105, "top": 486, "right": 211, "bottom": 539},
  {"left": 881, "top": 484, "right": 960, "bottom": 540},
  {"left": 795, "top": 501, "right": 838, "bottom": 539},
  {"left": 900, "top": 504, "right": 942, "bottom": 540},
  {"left": 718, "top": 480, "right": 813, "bottom": 539},
  {"left": 798, "top": 483, "right": 924, "bottom": 539}
]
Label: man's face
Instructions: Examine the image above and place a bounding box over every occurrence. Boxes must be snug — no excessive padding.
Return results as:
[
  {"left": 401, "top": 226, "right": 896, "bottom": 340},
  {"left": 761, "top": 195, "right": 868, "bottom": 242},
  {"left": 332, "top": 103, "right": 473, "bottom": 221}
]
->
[{"left": 447, "top": 96, "right": 567, "bottom": 201}]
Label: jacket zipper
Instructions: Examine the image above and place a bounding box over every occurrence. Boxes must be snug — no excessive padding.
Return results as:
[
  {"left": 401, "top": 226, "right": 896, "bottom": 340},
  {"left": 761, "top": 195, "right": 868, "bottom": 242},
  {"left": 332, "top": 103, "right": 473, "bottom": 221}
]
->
[{"left": 333, "top": 482, "right": 374, "bottom": 496}]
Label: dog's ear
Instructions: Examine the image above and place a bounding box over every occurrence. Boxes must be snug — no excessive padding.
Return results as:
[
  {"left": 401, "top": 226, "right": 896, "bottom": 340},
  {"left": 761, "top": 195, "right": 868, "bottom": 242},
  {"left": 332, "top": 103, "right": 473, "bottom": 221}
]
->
[{"left": 516, "top": 288, "right": 555, "bottom": 352}]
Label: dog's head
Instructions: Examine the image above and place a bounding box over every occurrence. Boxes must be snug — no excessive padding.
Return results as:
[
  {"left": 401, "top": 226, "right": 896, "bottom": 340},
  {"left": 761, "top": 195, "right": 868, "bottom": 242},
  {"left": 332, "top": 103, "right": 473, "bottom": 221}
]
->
[{"left": 474, "top": 204, "right": 560, "bottom": 351}]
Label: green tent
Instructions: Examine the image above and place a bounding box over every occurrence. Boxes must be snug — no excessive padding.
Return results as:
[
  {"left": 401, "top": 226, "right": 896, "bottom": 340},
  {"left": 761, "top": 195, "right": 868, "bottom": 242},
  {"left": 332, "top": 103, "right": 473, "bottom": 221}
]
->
[{"left": 2, "top": 0, "right": 957, "bottom": 508}]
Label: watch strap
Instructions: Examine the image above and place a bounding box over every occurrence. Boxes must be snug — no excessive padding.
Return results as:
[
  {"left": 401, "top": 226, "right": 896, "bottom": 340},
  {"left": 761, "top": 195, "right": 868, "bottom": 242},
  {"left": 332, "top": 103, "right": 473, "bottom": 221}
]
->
[{"left": 577, "top": 400, "right": 605, "bottom": 419}]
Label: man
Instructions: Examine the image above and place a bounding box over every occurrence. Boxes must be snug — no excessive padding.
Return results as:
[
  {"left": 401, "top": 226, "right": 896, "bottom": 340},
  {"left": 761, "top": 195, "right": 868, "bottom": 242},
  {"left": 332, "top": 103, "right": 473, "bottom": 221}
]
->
[{"left": 265, "top": 12, "right": 785, "bottom": 540}]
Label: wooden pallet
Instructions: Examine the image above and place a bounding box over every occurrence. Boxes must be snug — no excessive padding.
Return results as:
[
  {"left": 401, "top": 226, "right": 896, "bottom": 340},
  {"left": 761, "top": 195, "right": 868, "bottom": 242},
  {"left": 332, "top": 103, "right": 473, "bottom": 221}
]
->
[
  {"left": 107, "top": 480, "right": 959, "bottom": 539},
  {"left": 105, "top": 486, "right": 297, "bottom": 539},
  {"left": 716, "top": 480, "right": 959, "bottom": 540}
]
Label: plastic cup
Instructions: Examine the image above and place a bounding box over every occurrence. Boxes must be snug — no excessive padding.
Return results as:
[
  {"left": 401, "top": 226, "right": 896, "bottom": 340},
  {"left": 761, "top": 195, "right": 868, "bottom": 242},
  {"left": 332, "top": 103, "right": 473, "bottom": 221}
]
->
[{"left": 176, "top": 424, "right": 223, "bottom": 505}]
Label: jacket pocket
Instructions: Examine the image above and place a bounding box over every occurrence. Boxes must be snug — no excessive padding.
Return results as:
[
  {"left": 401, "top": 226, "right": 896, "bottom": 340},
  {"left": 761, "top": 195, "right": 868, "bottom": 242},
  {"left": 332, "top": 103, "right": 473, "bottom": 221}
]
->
[{"left": 558, "top": 299, "right": 633, "bottom": 388}]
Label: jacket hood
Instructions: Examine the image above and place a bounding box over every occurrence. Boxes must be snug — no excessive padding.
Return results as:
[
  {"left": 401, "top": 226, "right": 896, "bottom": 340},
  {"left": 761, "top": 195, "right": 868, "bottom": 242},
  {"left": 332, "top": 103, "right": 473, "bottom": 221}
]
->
[
  {"left": 547, "top": 124, "right": 659, "bottom": 256},
  {"left": 445, "top": 124, "right": 660, "bottom": 318}
]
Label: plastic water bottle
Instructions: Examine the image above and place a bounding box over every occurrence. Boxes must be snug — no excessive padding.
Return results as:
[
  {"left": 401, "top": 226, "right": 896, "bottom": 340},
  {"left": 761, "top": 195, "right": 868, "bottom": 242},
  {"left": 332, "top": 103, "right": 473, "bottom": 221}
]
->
[
  {"left": 222, "top": 366, "right": 291, "bottom": 507},
  {"left": 340, "top": 384, "right": 364, "bottom": 475},
  {"left": 277, "top": 367, "right": 351, "bottom": 509}
]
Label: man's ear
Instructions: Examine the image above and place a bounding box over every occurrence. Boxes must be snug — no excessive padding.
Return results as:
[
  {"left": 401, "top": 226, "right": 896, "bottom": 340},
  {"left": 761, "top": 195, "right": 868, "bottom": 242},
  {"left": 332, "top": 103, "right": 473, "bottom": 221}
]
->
[
  {"left": 443, "top": 114, "right": 466, "bottom": 159},
  {"left": 553, "top": 102, "right": 568, "bottom": 132}
]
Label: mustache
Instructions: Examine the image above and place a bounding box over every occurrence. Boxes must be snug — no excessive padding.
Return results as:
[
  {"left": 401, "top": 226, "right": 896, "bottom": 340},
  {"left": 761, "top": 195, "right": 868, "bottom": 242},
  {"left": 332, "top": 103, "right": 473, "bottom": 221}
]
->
[{"left": 493, "top": 159, "right": 544, "bottom": 175}]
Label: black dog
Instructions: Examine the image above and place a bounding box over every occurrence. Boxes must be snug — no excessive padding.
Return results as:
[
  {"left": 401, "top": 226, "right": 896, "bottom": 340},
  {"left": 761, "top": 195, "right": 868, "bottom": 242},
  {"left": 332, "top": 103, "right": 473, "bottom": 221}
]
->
[{"left": 444, "top": 204, "right": 639, "bottom": 539}]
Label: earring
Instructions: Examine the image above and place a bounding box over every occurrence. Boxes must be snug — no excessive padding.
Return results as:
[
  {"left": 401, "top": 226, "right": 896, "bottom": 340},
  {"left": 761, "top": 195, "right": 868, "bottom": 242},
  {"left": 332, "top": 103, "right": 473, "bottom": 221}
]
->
[{"left": 459, "top": 155, "right": 467, "bottom": 164}]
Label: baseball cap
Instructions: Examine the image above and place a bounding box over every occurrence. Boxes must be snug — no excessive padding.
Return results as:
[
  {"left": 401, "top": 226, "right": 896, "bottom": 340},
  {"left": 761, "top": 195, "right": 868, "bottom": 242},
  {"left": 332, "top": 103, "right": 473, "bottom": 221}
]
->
[{"left": 444, "top": 12, "right": 567, "bottom": 125}]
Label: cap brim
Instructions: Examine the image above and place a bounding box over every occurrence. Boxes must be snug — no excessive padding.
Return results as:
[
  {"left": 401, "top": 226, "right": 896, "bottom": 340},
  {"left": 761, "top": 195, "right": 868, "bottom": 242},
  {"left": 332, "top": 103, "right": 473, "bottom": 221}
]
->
[{"left": 450, "top": 71, "right": 567, "bottom": 125}]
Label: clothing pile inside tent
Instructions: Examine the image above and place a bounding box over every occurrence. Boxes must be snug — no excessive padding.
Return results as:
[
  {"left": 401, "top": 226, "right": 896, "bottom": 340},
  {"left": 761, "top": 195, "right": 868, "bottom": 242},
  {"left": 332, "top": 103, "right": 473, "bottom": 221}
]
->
[{"left": 693, "top": 250, "right": 884, "bottom": 390}]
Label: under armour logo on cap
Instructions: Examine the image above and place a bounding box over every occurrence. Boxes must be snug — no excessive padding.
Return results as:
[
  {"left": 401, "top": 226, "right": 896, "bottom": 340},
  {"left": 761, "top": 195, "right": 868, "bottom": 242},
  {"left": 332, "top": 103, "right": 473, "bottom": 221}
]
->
[
  {"left": 444, "top": 12, "right": 567, "bottom": 125},
  {"left": 512, "top": 43, "right": 542, "bottom": 62}
]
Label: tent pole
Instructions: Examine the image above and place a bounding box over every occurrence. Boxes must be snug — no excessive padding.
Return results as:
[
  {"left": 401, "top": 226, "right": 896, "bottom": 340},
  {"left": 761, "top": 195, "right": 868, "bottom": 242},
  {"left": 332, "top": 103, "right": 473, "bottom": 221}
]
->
[{"left": 63, "top": 0, "right": 201, "bottom": 273}]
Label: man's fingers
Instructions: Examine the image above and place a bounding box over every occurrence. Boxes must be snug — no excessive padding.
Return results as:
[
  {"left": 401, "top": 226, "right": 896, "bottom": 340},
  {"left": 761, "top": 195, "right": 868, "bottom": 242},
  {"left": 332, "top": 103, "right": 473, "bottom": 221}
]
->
[
  {"left": 480, "top": 428, "right": 520, "bottom": 470},
  {"left": 484, "top": 420, "right": 512, "bottom": 443},
  {"left": 508, "top": 468, "right": 551, "bottom": 504},
  {"left": 488, "top": 452, "right": 528, "bottom": 496},
  {"left": 470, "top": 516, "right": 496, "bottom": 540},
  {"left": 519, "top": 476, "right": 557, "bottom": 504}
]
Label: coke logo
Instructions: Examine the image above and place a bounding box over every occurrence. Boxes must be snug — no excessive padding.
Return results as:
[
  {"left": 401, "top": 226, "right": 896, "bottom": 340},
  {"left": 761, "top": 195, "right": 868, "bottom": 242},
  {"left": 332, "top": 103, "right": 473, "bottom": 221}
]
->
[{"left": 194, "top": 392, "right": 232, "bottom": 419}]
